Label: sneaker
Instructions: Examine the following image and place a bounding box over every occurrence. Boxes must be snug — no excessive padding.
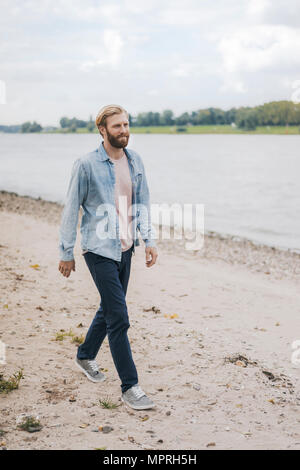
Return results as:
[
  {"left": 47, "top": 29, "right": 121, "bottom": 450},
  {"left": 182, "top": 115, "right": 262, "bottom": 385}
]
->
[
  {"left": 121, "top": 384, "right": 156, "bottom": 410},
  {"left": 75, "top": 357, "right": 106, "bottom": 383}
]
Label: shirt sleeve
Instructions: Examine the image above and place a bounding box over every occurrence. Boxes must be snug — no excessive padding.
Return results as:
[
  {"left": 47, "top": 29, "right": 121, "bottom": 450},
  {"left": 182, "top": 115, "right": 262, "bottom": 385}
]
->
[{"left": 58, "top": 159, "right": 88, "bottom": 261}]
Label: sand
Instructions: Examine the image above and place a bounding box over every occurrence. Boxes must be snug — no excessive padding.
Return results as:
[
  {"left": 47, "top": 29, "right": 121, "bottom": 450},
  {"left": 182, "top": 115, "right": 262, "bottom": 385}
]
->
[{"left": 0, "top": 190, "right": 300, "bottom": 450}]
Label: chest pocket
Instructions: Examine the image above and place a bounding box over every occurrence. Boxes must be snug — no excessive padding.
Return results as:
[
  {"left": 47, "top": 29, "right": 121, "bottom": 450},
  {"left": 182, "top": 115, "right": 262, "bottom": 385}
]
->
[
  {"left": 133, "top": 173, "right": 142, "bottom": 192},
  {"left": 134, "top": 172, "right": 142, "bottom": 182}
]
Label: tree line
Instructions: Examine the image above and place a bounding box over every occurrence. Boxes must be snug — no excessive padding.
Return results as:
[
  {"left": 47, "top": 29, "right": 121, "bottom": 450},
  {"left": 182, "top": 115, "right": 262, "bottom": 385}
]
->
[
  {"left": 131, "top": 101, "right": 300, "bottom": 130},
  {"left": 1, "top": 100, "right": 300, "bottom": 133},
  {"left": 58, "top": 101, "right": 300, "bottom": 131}
]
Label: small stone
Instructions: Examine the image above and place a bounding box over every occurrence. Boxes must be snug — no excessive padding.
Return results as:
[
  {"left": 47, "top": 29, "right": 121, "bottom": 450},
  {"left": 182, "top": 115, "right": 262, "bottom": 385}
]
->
[
  {"left": 102, "top": 426, "right": 114, "bottom": 434},
  {"left": 27, "top": 426, "right": 42, "bottom": 433},
  {"left": 235, "top": 360, "right": 247, "bottom": 367},
  {"left": 206, "top": 442, "right": 216, "bottom": 447}
]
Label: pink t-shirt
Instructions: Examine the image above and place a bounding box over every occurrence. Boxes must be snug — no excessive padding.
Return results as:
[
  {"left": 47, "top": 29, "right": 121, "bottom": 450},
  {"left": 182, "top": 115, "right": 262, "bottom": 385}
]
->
[
  {"left": 112, "top": 153, "right": 134, "bottom": 251},
  {"left": 82, "top": 152, "right": 133, "bottom": 255}
]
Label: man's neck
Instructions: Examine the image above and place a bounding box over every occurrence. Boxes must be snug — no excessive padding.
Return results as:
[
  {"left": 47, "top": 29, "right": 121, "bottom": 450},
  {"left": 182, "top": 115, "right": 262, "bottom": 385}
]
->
[{"left": 102, "top": 141, "right": 125, "bottom": 160}]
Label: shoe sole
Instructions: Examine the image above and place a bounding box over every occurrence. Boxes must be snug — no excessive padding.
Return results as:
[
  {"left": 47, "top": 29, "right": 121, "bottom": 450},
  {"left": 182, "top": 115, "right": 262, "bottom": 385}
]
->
[
  {"left": 75, "top": 360, "right": 106, "bottom": 383},
  {"left": 121, "top": 396, "right": 156, "bottom": 410}
]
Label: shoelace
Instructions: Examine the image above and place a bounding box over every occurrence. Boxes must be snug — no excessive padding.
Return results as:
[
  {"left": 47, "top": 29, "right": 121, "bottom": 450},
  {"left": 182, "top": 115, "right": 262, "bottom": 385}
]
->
[
  {"left": 87, "top": 360, "right": 99, "bottom": 374},
  {"left": 130, "top": 384, "right": 146, "bottom": 400}
]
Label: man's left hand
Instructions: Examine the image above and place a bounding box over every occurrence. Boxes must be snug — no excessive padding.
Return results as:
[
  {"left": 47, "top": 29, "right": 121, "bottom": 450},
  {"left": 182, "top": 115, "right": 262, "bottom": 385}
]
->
[{"left": 145, "top": 246, "right": 158, "bottom": 268}]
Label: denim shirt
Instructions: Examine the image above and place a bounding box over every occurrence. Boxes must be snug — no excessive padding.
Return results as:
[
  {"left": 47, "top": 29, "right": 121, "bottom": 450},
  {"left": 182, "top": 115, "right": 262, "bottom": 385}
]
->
[{"left": 58, "top": 141, "right": 156, "bottom": 262}]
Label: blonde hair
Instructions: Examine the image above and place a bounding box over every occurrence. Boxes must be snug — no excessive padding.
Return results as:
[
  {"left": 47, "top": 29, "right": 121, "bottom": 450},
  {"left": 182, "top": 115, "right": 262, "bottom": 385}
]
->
[{"left": 95, "top": 104, "right": 129, "bottom": 136}]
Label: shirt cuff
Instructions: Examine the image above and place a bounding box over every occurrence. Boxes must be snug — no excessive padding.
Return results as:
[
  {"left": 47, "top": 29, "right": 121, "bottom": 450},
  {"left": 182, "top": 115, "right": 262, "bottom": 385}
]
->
[
  {"left": 144, "top": 239, "right": 157, "bottom": 248},
  {"left": 59, "top": 246, "right": 74, "bottom": 261}
]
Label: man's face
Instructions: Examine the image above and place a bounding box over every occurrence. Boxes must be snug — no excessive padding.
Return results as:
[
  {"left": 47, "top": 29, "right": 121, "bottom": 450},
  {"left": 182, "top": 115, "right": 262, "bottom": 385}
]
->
[{"left": 102, "top": 112, "right": 130, "bottom": 148}]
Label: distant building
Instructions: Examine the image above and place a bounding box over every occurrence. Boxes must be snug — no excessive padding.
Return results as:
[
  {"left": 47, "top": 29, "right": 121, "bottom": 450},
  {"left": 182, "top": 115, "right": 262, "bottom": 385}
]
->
[{"left": 42, "top": 126, "right": 58, "bottom": 132}]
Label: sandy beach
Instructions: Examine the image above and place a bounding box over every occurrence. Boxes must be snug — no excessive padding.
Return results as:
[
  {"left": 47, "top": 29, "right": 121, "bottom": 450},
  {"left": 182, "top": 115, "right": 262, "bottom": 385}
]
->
[{"left": 0, "top": 190, "right": 300, "bottom": 450}]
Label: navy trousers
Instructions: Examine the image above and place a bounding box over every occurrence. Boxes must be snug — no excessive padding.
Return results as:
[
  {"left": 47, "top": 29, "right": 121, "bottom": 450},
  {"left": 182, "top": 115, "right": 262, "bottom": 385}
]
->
[{"left": 77, "top": 244, "right": 138, "bottom": 393}]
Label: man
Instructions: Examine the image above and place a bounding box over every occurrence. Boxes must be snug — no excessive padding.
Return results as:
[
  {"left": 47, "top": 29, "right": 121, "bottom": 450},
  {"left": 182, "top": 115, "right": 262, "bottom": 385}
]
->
[{"left": 58, "top": 104, "right": 158, "bottom": 410}]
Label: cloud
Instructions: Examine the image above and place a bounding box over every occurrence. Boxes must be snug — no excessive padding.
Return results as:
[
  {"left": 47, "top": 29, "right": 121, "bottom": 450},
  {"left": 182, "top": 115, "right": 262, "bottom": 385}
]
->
[
  {"left": 80, "top": 30, "right": 124, "bottom": 70},
  {"left": 147, "top": 89, "right": 159, "bottom": 96},
  {"left": 249, "top": 0, "right": 300, "bottom": 28},
  {"left": 217, "top": 24, "right": 300, "bottom": 93},
  {"left": 170, "top": 61, "right": 208, "bottom": 79},
  {"left": 246, "top": 0, "right": 271, "bottom": 18},
  {"left": 1, "top": 0, "right": 300, "bottom": 124}
]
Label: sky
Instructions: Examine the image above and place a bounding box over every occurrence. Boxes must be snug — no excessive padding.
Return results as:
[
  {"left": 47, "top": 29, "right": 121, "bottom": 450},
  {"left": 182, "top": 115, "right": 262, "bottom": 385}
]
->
[{"left": 1, "top": 0, "right": 300, "bottom": 126}]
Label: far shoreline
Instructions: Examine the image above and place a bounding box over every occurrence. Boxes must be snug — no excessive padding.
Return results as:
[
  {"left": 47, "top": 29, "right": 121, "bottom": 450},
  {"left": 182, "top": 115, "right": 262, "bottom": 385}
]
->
[{"left": 1, "top": 125, "right": 300, "bottom": 135}]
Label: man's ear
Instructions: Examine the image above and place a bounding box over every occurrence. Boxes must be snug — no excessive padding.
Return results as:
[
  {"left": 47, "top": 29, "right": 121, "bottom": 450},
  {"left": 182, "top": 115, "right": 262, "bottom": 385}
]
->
[{"left": 98, "top": 125, "right": 106, "bottom": 137}]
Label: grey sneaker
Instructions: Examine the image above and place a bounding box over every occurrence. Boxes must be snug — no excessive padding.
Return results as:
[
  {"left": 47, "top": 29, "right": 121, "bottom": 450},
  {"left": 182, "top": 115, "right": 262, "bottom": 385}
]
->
[
  {"left": 121, "top": 384, "right": 156, "bottom": 410},
  {"left": 75, "top": 357, "right": 106, "bottom": 383}
]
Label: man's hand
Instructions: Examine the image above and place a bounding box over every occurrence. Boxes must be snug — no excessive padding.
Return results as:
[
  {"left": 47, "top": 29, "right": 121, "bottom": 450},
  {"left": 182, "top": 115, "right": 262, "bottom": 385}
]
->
[
  {"left": 58, "top": 259, "right": 75, "bottom": 278},
  {"left": 145, "top": 246, "right": 158, "bottom": 268}
]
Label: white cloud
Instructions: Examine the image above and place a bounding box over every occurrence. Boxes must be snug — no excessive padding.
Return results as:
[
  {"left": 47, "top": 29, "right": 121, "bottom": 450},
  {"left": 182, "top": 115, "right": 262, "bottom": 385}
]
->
[
  {"left": 123, "top": 0, "right": 162, "bottom": 15},
  {"left": 218, "top": 24, "right": 300, "bottom": 93},
  {"left": 147, "top": 89, "right": 159, "bottom": 96},
  {"left": 103, "top": 30, "right": 124, "bottom": 67},
  {"left": 246, "top": 0, "right": 271, "bottom": 18},
  {"left": 170, "top": 62, "right": 205, "bottom": 78},
  {"left": 249, "top": 0, "right": 300, "bottom": 28},
  {"left": 220, "top": 79, "right": 247, "bottom": 95},
  {"left": 80, "top": 29, "right": 124, "bottom": 70},
  {"left": 1, "top": 0, "right": 300, "bottom": 124}
]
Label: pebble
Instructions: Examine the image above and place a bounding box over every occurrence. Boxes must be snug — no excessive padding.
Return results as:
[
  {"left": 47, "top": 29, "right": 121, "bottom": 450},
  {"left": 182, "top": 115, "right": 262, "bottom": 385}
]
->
[{"left": 102, "top": 426, "right": 114, "bottom": 434}]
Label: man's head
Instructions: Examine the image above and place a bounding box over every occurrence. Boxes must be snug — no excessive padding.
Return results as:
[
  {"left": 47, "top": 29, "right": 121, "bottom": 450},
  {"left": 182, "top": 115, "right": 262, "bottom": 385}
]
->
[{"left": 95, "top": 104, "right": 130, "bottom": 149}]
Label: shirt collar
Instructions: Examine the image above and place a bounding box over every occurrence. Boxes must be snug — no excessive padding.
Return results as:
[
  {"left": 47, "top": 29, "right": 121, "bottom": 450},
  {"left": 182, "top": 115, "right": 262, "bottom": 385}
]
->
[{"left": 97, "top": 141, "right": 133, "bottom": 162}]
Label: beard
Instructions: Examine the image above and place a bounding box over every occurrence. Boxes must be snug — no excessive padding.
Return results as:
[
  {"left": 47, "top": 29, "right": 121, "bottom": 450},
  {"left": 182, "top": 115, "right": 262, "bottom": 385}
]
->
[{"left": 106, "top": 128, "right": 130, "bottom": 148}]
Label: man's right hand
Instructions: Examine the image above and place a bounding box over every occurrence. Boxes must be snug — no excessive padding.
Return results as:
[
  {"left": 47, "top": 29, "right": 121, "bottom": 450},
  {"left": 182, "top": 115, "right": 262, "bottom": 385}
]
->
[{"left": 58, "top": 260, "right": 75, "bottom": 278}]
